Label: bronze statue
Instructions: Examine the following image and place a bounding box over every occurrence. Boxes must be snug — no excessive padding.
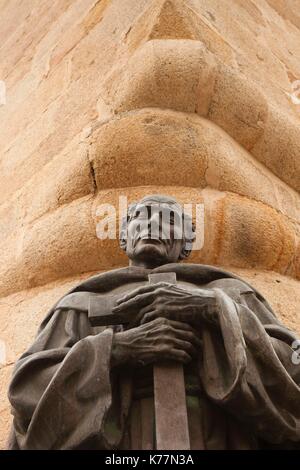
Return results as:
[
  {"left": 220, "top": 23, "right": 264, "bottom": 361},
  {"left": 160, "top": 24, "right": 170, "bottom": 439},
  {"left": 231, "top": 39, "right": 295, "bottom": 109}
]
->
[{"left": 8, "top": 194, "right": 300, "bottom": 449}]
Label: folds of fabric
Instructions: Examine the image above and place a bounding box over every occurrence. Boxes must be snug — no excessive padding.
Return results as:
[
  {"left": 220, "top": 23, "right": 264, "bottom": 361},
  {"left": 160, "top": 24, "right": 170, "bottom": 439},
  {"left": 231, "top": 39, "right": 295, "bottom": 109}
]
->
[{"left": 7, "top": 264, "right": 300, "bottom": 449}]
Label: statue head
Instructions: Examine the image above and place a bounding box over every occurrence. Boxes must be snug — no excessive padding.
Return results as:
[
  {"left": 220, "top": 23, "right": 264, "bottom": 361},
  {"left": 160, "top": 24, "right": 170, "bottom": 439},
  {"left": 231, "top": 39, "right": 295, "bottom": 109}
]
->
[{"left": 120, "top": 194, "right": 196, "bottom": 268}]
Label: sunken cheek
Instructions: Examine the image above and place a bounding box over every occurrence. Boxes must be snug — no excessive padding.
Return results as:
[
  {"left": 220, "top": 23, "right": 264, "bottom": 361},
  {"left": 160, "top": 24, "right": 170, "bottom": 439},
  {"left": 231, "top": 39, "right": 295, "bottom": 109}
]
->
[{"left": 128, "top": 220, "right": 140, "bottom": 237}]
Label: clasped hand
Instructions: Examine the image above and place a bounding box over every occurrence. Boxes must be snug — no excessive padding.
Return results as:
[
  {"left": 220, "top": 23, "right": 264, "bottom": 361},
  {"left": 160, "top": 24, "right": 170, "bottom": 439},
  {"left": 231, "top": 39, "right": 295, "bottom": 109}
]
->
[
  {"left": 113, "top": 282, "right": 217, "bottom": 326},
  {"left": 110, "top": 282, "right": 217, "bottom": 368}
]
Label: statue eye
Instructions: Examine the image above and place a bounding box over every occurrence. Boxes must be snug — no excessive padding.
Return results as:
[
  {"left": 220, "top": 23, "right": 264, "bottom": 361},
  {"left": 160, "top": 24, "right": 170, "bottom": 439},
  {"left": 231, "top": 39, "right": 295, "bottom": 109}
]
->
[{"left": 132, "top": 210, "right": 148, "bottom": 220}]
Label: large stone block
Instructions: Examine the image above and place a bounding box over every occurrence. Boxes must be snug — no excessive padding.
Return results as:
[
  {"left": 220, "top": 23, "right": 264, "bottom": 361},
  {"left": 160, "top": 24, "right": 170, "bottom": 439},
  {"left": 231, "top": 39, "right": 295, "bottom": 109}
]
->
[
  {"left": 0, "top": 79, "right": 97, "bottom": 206},
  {"left": 105, "top": 39, "right": 217, "bottom": 115},
  {"left": 125, "top": 0, "right": 236, "bottom": 65},
  {"left": 0, "top": 1, "right": 74, "bottom": 85},
  {"left": 0, "top": 365, "right": 13, "bottom": 450},
  {"left": 0, "top": 185, "right": 298, "bottom": 297},
  {"left": 212, "top": 194, "right": 296, "bottom": 273},
  {"left": 0, "top": 136, "right": 94, "bottom": 245},
  {"left": 89, "top": 109, "right": 209, "bottom": 189},
  {"left": 252, "top": 108, "right": 300, "bottom": 192},
  {"left": 208, "top": 65, "right": 268, "bottom": 151},
  {"left": 89, "top": 109, "right": 300, "bottom": 222}
]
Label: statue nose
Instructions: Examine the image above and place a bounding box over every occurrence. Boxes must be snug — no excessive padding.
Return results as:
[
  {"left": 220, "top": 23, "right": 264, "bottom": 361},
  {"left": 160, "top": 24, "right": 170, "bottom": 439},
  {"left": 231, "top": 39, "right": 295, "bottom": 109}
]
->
[
  {"left": 147, "top": 211, "right": 162, "bottom": 238},
  {"left": 149, "top": 211, "right": 161, "bottom": 224}
]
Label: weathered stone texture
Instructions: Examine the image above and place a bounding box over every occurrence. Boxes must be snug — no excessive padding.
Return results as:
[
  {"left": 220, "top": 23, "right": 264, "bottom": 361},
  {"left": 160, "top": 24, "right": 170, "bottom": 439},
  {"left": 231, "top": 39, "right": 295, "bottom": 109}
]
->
[{"left": 0, "top": 0, "right": 299, "bottom": 448}]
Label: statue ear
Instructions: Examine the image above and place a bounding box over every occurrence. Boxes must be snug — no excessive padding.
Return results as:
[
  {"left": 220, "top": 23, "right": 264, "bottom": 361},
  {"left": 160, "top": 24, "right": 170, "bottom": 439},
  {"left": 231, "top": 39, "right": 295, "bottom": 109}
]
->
[
  {"left": 119, "top": 237, "right": 127, "bottom": 252},
  {"left": 119, "top": 215, "right": 128, "bottom": 252},
  {"left": 179, "top": 245, "right": 191, "bottom": 260},
  {"left": 179, "top": 219, "right": 196, "bottom": 260}
]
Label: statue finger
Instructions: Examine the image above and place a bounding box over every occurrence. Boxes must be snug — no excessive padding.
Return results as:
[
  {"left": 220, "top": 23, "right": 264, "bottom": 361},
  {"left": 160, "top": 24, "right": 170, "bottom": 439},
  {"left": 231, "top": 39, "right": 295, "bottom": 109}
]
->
[
  {"left": 139, "top": 304, "right": 177, "bottom": 323},
  {"left": 171, "top": 338, "right": 198, "bottom": 357},
  {"left": 171, "top": 327, "right": 202, "bottom": 348},
  {"left": 115, "top": 282, "right": 171, "bottom": 305},
  {"left": 113, "top": 291, "right": 158, "bottom": 312},
  {"left": 167, "top": 319, "right": 201, "bottom": 336},
  {"left": 139, "top": 310, "right": 161, "bottom": 324},
  {"left": 133, "top": 303, "right": 156, "bottom": 325},
  {"left": 160, "top": 349, "right": 191, "bottom": 364}
]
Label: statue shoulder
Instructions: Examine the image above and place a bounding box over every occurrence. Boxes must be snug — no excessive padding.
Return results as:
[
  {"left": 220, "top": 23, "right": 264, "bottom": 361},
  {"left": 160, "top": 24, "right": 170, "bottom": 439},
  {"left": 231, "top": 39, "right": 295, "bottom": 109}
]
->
[
  {"left": 38, "top": 267, "right": 149, "bottom": 331},
  {"left": 154, "top": 263, "right": 255, "bottom": 296},
  {"left": 206, "top": 277, "right": 254, "bottom": 295}
]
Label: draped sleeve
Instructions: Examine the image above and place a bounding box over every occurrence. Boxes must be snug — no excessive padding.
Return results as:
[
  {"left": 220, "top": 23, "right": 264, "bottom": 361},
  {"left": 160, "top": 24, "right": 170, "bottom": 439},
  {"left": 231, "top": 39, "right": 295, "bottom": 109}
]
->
[
  {"left": 8, "top": 308, "right": 116, "bottom": 450},
  {"left": 199, "top": 282, "right": 300, "bottom": 445}
]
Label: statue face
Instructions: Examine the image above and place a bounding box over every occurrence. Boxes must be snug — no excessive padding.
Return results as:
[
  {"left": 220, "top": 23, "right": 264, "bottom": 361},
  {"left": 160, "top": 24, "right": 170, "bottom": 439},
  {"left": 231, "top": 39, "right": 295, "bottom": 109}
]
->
[{"left": 125, "top": 201, "right": 186, "bottom": 267}]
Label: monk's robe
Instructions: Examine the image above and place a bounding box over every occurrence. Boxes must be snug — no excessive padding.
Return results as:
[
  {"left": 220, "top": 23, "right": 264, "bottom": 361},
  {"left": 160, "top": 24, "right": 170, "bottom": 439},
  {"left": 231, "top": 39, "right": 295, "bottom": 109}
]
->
[{"left": 7, "top": 264, "right": 300, "bottom": 449}]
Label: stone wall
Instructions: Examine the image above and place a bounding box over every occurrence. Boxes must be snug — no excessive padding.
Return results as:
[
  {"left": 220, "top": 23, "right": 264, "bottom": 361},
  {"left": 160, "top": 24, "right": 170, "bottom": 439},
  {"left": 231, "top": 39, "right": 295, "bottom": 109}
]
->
[{"left": 0, "top": 0, "right": 299, "bottom": 448}]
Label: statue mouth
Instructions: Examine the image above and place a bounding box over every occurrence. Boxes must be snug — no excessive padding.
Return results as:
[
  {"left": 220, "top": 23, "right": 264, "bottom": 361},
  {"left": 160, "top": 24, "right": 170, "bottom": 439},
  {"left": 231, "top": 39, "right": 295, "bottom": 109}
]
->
[
  {"left": 138, "top": 237, "right": 164, "bottom": 245},
  {"left": 135, "top": 237, "right": 166, "bottom": 248}
]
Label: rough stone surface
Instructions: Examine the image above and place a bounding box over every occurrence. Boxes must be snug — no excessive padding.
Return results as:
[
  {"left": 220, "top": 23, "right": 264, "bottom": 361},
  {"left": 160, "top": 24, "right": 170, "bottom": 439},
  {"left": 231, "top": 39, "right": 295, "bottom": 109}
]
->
[
  {"left": 0, "top": 0, "right": 300, "bottom": 448},
  {"left": 0, "top": 365, "right": 13, "bottom": 450}
]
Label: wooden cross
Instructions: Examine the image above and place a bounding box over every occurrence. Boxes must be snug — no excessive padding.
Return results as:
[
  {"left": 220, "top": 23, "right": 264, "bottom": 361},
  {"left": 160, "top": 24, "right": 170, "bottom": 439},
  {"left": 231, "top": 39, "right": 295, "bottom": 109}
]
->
[{"left": 88, "top": 272, "right": 190, "bottom": 450}]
